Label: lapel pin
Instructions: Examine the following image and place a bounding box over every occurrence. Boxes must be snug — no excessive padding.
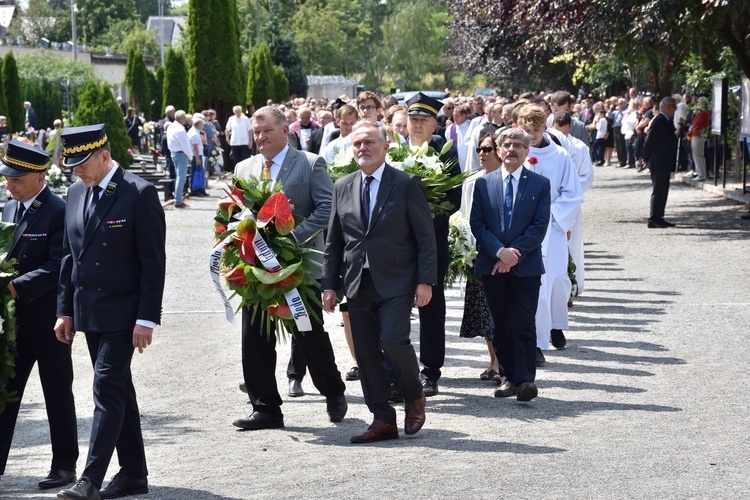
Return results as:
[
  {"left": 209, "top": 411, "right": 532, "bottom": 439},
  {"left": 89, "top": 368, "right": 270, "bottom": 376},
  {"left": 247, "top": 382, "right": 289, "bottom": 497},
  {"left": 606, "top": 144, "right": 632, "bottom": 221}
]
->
[{"left": 105, "top": 181, "right": 117, "bottom": 196}]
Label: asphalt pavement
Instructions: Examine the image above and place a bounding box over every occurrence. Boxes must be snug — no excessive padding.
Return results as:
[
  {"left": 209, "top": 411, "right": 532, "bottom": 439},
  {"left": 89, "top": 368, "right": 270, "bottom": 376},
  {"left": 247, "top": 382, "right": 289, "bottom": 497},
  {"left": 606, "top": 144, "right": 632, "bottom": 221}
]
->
[{"left": 2, "top": 165, "right": 750, "bottom": 499}]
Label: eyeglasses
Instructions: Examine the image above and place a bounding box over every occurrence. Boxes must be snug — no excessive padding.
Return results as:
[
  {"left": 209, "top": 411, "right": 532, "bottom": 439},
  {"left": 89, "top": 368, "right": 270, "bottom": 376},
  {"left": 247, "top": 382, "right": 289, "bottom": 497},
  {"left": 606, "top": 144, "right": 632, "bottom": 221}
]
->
[
  {"left": 475, "top": 146, "right": 494, "bottom": 154},
  {"left": 443, "top": 106, "right": 454, "bottom": 110},
  {"left": 500, "top": 142, "right": 527, "bottom": 150},
  {"left": 358, "top": 105, "right": 377, "bottom": 112}
]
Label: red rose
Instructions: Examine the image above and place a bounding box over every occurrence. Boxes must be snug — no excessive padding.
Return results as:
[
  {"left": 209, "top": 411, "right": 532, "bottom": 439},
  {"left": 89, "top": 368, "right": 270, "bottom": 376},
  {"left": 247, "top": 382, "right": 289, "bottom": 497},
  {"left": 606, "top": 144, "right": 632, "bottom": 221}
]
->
[{"left": 528, "top": 157, "right": 538, "bottom": 165}]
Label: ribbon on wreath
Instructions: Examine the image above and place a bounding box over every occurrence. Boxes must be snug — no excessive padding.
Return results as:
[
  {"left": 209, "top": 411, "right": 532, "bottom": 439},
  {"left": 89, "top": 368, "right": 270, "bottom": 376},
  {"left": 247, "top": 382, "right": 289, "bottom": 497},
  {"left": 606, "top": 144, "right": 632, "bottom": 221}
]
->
[{"left": 210, "top": 209, "right": 312, "bottom": 331}]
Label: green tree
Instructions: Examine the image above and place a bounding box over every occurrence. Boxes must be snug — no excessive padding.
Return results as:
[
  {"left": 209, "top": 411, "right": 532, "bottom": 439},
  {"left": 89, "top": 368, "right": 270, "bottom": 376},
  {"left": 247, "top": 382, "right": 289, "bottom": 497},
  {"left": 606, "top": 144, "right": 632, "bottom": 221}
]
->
[
  {"left": 163, "top": 48, "right": 189, "bottom": 112},
  {"left": 187, "top": 0, "right": 244, "bottom": 117},
  {"left": 77, "top": 0, "right": 137, "bottom": 43},
  {"left": 265, "top": 0, "right": 307, "bottom": 97},
  {"left": 74, "top": 81, "right": 132, "bottom": 166},
  {"left": 246, "top": 42, "right": 275, "bottom": 109},
  {"left": 151, "top": 66, "right": 164, "bottom": 121},
  {"left": 21, "top": 78, "right": 62, "bottom": 130},
  {"left": 0, "top": 59, "right": 9, "bottom": 128},
  {"left": 272, "top": 66, "right": 289, "bottom": 103},
  {"left": 124, "top": 49, "right": 151, "bottom": 116},
  {"left": 134, "top": 0, "right": 171, "bottom": 23},
  {"left": 16, "top": 51, "right": 96, "bottom": 86},
  {"left": 3, "top": 53, "right": 24, "bottom": 132}
]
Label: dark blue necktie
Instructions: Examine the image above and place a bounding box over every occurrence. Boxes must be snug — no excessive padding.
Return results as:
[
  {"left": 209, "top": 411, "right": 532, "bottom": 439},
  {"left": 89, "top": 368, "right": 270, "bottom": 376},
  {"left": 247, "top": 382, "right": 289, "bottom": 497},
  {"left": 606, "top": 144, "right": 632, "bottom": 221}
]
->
[
  {"left": 504, "top": 176, "right": 513, "bottom": 233},
  {"left": 84, "top": 186, "right": 102, "bottom": 225},
  {"left": 14, "top": 203, "right": 25, "bottom": 223},
  {"left": 361, "top": 175, "right": 374, "bottom": 230}
]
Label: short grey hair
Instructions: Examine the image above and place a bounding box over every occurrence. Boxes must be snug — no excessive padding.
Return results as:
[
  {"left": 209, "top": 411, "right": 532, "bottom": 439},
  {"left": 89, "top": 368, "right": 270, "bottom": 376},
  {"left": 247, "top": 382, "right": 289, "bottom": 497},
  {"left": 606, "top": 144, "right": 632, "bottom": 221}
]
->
[
  {"left": 351, "top": 120, "right": 388, "bottom": 143},
  {"left": 174, "top": 110, "right": 187, "bottom": 121},
  {"left": 660, "top": 97, "right": 676, "bottom": 111},
  {"left": 165, "top": 105, "right": 175, "bottom": 114},
  {"left": 253, "top": 106, "right": 288, "bottom": 127},
  {"left": 496, "top": 128, "right": 530, "bottom": 149}
]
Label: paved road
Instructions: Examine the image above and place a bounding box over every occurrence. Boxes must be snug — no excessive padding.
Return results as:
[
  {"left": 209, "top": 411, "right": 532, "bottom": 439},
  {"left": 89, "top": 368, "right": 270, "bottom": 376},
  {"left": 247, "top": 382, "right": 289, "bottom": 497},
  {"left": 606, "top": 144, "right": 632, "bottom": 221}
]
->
[{"left": 2, "top": 166, "right": 749, "bottom": 499}]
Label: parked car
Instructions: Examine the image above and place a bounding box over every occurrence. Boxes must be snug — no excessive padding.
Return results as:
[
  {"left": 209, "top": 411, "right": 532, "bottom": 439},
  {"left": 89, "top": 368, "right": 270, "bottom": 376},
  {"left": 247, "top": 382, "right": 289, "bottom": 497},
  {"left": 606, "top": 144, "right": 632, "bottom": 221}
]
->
[{"left": 474, "top": 88, "right": 497, "bottom": 98}]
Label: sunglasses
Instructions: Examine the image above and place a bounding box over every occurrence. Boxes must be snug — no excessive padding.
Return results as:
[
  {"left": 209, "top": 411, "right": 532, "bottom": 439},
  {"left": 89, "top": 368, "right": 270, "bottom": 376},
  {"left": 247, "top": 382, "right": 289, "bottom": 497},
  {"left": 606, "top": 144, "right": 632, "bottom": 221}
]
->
[{"left": 476, "top": 146, "right": 495, "bottom": 154}]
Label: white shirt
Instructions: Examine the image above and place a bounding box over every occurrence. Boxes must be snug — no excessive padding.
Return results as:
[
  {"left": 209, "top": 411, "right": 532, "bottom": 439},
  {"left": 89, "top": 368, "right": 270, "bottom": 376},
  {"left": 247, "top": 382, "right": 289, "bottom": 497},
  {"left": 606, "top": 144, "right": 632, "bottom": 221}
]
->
[
  {"left": 322, "top": 134, "right": 352, "bottom": 164},
  {"left": 187, "top": 127, "right": 203, "bottom": 159},
  {"left": 166, "top": 122, "right": 192, "bottom": 161},
  {"left": 261, "top": 145, "right": 290, "bottom": 187},
  {"left": 226, "top": 114, "right": 252, "bottom": 146},
  {"left": 596, "top": 117, "right": 608, "bottom": 140},
  {"left": 495, "top": 166, "right": 521, "bottom": 257},
  {"left": 18, "top": 186, "right": 45, "bottom": 212},
  {"left": 361, "top": 163, "right": 385, "bottom": 267}
]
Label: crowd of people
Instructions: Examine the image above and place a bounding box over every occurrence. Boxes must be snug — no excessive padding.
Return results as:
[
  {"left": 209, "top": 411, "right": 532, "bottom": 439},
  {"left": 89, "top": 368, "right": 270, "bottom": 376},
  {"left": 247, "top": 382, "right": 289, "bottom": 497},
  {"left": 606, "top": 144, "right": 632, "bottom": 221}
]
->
[{"left": 0, "top": 84, "right": 715, "bottom": 498}]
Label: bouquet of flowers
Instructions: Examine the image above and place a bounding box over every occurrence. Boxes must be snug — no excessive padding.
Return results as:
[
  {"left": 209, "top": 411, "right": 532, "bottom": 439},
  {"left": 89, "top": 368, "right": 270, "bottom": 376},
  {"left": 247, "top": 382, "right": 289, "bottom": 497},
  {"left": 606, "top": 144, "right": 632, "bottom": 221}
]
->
[
  {"left": 0, "top": 221, "right": 18, "bottom": 413},
  {"left": 211, "top": 176, "right": 321, "bottom": 341},
  {"left": 445, "top": 212, "right": 477, "bottom": 286},
  {"left": 387, "top": 137, "right": 472, "bottom": 217},
  {"left": 208, "top": 148, "right": 223, "bottom": 170},
  {"left": 327, "top": 147, "right": 358, "bottom": 182},
  {"left": 46, "top": 164, "right": 67, "bottom": 188}
]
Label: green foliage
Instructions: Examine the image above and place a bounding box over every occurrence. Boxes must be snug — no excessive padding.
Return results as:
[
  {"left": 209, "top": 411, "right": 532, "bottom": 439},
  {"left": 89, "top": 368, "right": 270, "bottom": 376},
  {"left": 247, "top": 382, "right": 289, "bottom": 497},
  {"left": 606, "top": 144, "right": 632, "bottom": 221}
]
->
[
  {"left": 273, "top": 66, "right": 289, "bottom": 103},
  {"left": 163, "top": 48, "right": 189, "bottom": 113},
  {"left": 187, "top": 0, "right": 244, "bottom": 115},
  {"left": 92, "top": 19, "right": 159, "bottom": 56},
  {"left": 124, "top": 50, "right": 151, "bottom": 117},
  {"left": 265, "top": 0, "right": 307, "bottom": 97},
  {"left": 0, "top": 60, "right": 9, "bottom": 128},
  {"left": 20, "top": 78, "right": 63, "bottom": 130},
  {"left": 676, "top": 47, "right": 739, "bottom": 96},
  {"left": 3, "top": 53, "right": 23, "bottom": 133},
  {"left": 134, "top": 0, "right": 171, "bottom": 23},
  {"left": 74, "top": 81, "right": 132, "bottom": 166},
  {"left": 16, "top": 52, "right": 96, "bottom": 87},
  {"left": 77, "top": 0, "right": 137, "bottom": 43},
  {"left": 246, "top": 42, "right": 275, "bottom": 109},
  {"left": 152, "top": 66, "right": 165, "bottom": 121}
]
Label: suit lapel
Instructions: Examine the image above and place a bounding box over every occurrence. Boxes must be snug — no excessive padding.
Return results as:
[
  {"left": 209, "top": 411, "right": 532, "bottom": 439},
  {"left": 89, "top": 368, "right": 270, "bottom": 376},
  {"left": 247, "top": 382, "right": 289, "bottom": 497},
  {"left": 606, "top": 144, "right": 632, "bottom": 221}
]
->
[
  {"left": 367, "top": 165, "right": 395, "bottom": 234},
  {"left": 81, "top": 166, "right": 124, "bottom": 254},
  {"left": 349, "top": 172, "right": 364, "bottom": 232},
  {"left": 9, "top": 187, "right": 50, "bottom": 257},
  {"left": 511, "top": 168, "right": 531, "bottom": 231},
  {"left": 276, "top": 148, "right": 297, "bottom": 187}
]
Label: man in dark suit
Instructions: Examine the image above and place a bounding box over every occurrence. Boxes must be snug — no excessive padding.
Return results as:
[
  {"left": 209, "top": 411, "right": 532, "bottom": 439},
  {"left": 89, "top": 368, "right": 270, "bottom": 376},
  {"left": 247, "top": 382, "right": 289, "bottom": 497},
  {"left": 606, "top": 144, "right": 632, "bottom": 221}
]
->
[
  {"left": 231, "top": 106, "right": 347, "bottom": 432},
  {"left": 308, "top": 110, "right": 333, "bottom": 155},
  {"left": 405, "top": 92, "right": 462, "bottom": 397},
  {"left": 323, "top": 121, "right": 437, "bottom": 443},
  {"left": 0, "top": 140, "right": 78, "bottom": 490},
  {"left": 471, "top": 128, "right": 550, "bottom": 402},
  {"left": 24, "top": 101, "right": 38, "bottom": 130},
  {"left": 55, "top": 124, "right": 166, "bottom": 500},
  {"left": 643, "top": 97, "right": 678, "bottom": 228}
]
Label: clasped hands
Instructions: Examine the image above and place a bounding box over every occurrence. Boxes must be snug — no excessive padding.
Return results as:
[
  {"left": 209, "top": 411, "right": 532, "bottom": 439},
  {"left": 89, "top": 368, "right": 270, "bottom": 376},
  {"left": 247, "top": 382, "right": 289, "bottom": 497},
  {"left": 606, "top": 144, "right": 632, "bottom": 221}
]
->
[{"left": 492, "top": 247, "right": 521, "bottom": 275}]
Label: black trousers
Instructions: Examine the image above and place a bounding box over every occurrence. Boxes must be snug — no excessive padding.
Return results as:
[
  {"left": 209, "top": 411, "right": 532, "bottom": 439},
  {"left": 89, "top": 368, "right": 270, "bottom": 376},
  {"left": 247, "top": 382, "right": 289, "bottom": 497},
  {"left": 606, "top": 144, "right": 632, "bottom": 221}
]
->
[
  {"left": 418, "top": 257, "right": 448, "bottom": 381},
  {"left": 0, "top": 323, "right": 78, "bottom": 475},
  {"left": 347, "top": 272, "right": 422, "bottom": 425},
  {"left": 286, "top": 336, "right": 307, "bottom": 381},
  {"left": 482, "top": 273, "right": 541, "bottom": 385},
  {"left": 241, "top": 286, "right": 344, "bottom": 416},
  {"left": 649, "top": 168, "right": 672, "bottom": 222},
  {"left": 83, "top": 330, "right": 147, "bottom": 487},
  {"left": 230, "top": 145, "right": 251, "bottom": 172},
  {"left": 614, "top": 126, "right": 627, "bottom": 166}
]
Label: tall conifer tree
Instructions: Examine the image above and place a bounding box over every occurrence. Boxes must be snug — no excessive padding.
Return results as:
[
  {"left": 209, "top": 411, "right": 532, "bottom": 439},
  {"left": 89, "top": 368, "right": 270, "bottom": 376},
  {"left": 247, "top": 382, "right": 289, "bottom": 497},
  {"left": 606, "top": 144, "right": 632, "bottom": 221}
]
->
[
  {"left": 163, "top": 48, "right": 189, "bottom": 112},
  {"left": 3, "top": 53, "right": 24, "bottom": 132}
]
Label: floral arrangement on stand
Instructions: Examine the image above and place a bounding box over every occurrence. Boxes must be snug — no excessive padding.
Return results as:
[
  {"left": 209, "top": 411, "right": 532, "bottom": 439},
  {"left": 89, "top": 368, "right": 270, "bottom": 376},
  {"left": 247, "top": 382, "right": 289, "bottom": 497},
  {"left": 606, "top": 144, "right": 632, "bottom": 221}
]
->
[
  {"left": 446, "top": 212, "right": 478, "bottom": 287},
  {"left": 326, "top": 135, "right": 471, "bottom": 217},
  {"left": 212, "top": 176, "right": 321, "bottom": 340},
  {"left": 208, "top": 148, "right": 224, "bottom": 172},
  {"left": 46, "top": 164, "right": 67, "bottom": 188},
  {"left": 0, "top": 221, "right": 18, "bottom": 413}
]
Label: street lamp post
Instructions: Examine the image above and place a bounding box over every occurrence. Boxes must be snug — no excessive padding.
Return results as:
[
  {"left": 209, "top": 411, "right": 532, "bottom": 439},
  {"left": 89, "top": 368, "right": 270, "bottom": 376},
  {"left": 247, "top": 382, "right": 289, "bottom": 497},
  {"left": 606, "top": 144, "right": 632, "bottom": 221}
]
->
[
  {"left": 70, "top": 0, "right": 77, "bottom": 61},
  {"left": 158, "top": 0, "right": 165, "bottom": 67}
]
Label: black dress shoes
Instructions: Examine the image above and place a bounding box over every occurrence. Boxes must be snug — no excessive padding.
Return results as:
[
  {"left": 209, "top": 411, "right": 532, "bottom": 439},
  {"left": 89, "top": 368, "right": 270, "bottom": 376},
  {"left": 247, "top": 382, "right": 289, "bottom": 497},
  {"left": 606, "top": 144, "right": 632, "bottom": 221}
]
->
[
  {"left": 239, "top": 382, "right": 247, "bottom": 393},
  {"left": 536, "top": 348, "right": 546, "bottom": 367},
  {"left": 494, "top": 380, "right": 517, "bottom": 398},
  {"left": 345, "top": 366, "right": 359, "bottom": 381},
  {"left": 326, "top": 395, "right": 348, "bottom": 423},
  {"left": 517, "top": 381, "right": 539, "bottom": 402},
  {"left": 100, "top": 471, "right": 148, "bottom": 499},
  {"left": 39, "top": 469, "right": 76, "bottom": 489},
  {"left": 233, "top": 411, "right": 284, "bottom": 430},
  {"left": 288, "top": 379, "right": 304, "bottom": 397},
  {"left": 647, "top": 220, "right": 670, "bottom": 228},
  {"left": 57, "top": 478, "right": 100, "bottom": 500},
  {"left": 551, "top": 329, "right": 567, "bottom": 349},
  {"left": 350, "top": 420, "right": 399, "bottom": 444},
  {"left": 421, "top": 379, "right": 438, "bottom": 397},
  {"left": 659, "top": 219, "right": 676, "bottom": 227}
]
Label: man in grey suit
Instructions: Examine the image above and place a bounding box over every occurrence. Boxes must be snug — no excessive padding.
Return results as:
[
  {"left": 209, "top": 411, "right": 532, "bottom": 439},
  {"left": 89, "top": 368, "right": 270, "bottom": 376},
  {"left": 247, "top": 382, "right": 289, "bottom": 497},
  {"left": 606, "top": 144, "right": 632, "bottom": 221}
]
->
[
  {"left": 323, "top": 121, "right": 437, "bottom": 443},
  {"left": 232, "top": 106, "right": 347, "bottom": 431}
]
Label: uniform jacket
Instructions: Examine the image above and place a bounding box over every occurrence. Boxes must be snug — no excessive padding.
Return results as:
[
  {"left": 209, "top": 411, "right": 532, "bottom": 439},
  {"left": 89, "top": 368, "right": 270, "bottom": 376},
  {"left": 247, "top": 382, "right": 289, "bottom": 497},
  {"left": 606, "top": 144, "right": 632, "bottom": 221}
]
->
[{"left": 57, "top": 165, "right": 166, "bottom": 332}]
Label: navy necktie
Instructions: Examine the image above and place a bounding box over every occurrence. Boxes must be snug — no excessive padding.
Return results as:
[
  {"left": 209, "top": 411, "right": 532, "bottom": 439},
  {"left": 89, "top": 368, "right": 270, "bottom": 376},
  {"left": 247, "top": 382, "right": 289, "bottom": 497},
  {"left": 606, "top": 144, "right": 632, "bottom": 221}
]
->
[
  {"left": 14, "top": 203, "right": 25, "bottom": 224},
  {"left": 361, "top": 175, "right": 374, "bottom": 230},
  {"left": 84, "top": 186, "right": 102, "bottom": 225},
  {"left": 504, "top": 176, "right": 513, "bottom": 233}
]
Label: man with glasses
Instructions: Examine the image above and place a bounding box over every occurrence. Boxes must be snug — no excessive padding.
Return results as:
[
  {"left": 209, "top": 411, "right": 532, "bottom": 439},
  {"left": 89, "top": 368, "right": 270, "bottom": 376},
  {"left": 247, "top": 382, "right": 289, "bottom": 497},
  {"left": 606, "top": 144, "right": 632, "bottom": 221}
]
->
[
  {"left": 356, "top": 91, "right": 383, "bottom": 124},
  {"left": 437, "top": 98, "right": 455, "bottom": 128},
  {"left": 470, "top": 128, "right": 550, "bottom": 401}
]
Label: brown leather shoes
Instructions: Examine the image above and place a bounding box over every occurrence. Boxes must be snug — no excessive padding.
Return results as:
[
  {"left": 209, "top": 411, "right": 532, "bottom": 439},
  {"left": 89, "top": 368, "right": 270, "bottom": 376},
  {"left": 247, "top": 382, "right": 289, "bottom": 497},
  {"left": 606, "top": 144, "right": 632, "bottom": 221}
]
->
[
  {"left": 404, "top": 393, "right": 426, "bottom": 435},
  {"left": 350, "top": 420, "right": 398, "bottom": 444}
]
